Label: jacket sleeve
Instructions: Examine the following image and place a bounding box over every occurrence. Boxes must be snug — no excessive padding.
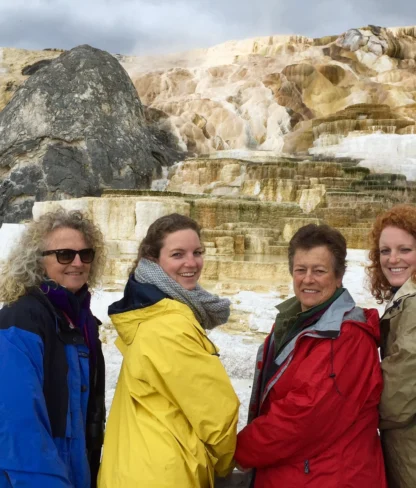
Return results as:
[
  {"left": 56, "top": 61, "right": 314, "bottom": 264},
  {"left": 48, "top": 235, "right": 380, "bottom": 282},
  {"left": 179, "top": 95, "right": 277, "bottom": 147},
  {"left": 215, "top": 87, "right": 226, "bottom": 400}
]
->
[
  {"left": 235, "top": 322, "right": 382, "bottom": 469},
  {"left": 0, "top": 316, "right": 73, "bottom": 487},
  {"left": 379, "top": 301, "right": 416, "bottom": 429},
  {"left": 132, "top": 314, "right": 240, "bottom": 477}
]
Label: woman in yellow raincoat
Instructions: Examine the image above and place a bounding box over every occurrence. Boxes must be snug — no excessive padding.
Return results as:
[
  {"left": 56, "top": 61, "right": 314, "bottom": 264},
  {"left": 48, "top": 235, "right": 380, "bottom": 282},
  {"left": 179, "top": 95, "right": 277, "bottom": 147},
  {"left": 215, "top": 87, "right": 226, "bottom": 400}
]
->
[{"left": 98, "top": 213, "right": 239, "bottom": 488}]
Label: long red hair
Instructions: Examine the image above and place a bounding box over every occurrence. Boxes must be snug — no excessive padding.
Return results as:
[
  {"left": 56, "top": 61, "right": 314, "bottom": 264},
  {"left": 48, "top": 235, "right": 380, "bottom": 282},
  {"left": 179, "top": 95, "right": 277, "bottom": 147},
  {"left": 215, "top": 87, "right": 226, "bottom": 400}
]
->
[{"left": 367, "top": 204, "right": 416, "bottom": 303}]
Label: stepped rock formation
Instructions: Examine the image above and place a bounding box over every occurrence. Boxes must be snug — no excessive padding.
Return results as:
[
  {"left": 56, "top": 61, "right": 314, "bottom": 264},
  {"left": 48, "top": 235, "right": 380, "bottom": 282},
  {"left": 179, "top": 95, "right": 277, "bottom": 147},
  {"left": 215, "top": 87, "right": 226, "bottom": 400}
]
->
[
  {"left": 2, "top": 25, "right": 416, "bottom": 167},
  {"left": 124, "top": 25, "right": 416, "bottom": 162},
  {"left": 1, "top": 25, "right": 416, "bottom": 238},
  {"left": 0, "top": 45, "right": 184, "bottom": 224},
  {"left": 31, "top": 150, "right": 416, "bottom": 295}
]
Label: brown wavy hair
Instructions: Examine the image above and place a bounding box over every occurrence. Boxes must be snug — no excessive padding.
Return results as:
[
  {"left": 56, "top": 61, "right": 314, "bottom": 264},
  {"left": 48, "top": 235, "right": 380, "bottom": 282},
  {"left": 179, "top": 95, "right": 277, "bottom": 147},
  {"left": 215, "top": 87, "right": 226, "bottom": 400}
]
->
[
  {"left": 367, "top": 204, "right": 416, "bottom": 303},
  {"left": 129, "top": 213, "right": 201, "bottom": 274}
]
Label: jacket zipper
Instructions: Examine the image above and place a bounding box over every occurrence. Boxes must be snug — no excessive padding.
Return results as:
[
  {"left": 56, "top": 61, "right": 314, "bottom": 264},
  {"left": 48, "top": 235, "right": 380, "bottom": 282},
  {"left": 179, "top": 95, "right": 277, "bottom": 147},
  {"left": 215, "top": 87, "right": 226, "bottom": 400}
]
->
[{"left": 304, "top": 460, "right": 310, "bottom": 474}]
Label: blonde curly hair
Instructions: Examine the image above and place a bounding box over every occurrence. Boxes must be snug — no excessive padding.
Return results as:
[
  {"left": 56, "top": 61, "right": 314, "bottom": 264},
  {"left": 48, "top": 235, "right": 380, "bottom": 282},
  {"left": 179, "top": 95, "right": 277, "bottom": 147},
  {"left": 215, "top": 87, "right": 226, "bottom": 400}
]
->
[{"left": 0, "top": 208, "right": 106, "bottom": 304}]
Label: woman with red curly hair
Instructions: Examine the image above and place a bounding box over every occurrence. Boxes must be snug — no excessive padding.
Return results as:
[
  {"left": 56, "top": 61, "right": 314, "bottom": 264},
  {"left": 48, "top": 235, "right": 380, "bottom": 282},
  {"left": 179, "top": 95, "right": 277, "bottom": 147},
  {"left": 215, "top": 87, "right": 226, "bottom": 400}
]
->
[{"left": 367, "top": 204, "right": 416, "bottom": 488}]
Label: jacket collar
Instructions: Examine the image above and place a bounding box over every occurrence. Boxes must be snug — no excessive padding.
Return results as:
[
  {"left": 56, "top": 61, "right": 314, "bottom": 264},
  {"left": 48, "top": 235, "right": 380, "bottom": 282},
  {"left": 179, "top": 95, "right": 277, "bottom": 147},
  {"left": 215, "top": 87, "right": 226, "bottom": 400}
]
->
[
  {"left": 28, "top": 287, "right": 86, "bottom": 346},
  {"left": 258, "top": 290, "right": 364, "bottom": 406},
  {"left": 108, "top": 275, "right": 168, "bottom": 316},
  {"left": 391, "top": 277, "right": 416, "bottom": 303},
  {"left": 274, "top": 289, "right": 360, "bottom": 368},
  {"left": 109, "top": 276, "right": 201, "bottom": 347},
  {"left": 275, "top": 295, "right": 301, "bottom": 316},
  {"left": 275, "top": 288, "right": 345, "bottom": 325}
]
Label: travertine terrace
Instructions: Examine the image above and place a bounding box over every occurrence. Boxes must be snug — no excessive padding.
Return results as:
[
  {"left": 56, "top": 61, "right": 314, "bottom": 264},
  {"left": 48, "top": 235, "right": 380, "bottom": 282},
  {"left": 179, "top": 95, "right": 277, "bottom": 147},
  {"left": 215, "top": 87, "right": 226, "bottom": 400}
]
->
[
  {"left": 3, "top": 24, "right": 416, "bottom": 293},
  {"left": 32, "top": 150, "right": 416, "bottom": 295}
]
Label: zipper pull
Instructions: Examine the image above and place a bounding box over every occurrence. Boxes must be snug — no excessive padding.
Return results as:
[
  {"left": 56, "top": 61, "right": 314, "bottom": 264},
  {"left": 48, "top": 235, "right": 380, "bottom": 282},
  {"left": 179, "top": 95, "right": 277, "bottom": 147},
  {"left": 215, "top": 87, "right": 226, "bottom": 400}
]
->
[{"left": 304, "top": 460, "right": 310, "bottom": 474}]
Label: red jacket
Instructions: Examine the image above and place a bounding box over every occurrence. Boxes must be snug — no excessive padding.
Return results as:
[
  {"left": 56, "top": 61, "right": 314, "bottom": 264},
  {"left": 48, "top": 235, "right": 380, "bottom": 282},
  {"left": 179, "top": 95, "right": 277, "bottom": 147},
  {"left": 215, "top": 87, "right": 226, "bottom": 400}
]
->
[{"left": 235, "top": 292, "right": 387, "bottom": 488}]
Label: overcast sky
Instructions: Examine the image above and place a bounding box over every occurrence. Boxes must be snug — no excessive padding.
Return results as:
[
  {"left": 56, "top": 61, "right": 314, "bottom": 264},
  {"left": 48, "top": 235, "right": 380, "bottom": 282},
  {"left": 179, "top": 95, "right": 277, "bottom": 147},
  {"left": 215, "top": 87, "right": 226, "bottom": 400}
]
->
[{"left": 0, "top": 0, "right": 415, "bottom": 56}]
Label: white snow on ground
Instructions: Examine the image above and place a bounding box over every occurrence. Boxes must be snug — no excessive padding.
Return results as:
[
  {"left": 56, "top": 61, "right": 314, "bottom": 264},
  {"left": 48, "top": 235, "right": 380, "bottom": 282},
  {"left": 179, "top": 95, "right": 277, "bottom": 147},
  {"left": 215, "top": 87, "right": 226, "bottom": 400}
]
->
[
  {"left": 344, "top": 249, "right": 385, "bottom": 314},
  {"left": 231, "top": 290, "right": 282, "bottom": 333}
]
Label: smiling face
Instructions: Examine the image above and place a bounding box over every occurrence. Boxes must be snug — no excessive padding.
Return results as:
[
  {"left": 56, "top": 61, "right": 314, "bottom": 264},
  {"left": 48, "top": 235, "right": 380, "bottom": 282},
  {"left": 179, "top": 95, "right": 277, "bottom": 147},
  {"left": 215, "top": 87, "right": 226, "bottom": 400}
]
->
[
  {"left": 42, "top": 227, "right": 92, "bottom": 293},
  {"left": 379, "top": 226, "right": 416, "bottom": 288},
  {"left": 292, "top": 246, "right": 343, "bottom": 312},
  {"left": 156, "top": 229, "right": 204, "bottom": 290}
]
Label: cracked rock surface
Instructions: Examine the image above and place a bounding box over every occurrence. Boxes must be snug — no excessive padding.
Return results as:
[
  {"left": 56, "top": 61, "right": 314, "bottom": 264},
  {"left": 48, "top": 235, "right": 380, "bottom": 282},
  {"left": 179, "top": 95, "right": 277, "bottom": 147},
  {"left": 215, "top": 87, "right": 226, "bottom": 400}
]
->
[{"left": 0, "top": 44, "right": 184, "bottom": 223}]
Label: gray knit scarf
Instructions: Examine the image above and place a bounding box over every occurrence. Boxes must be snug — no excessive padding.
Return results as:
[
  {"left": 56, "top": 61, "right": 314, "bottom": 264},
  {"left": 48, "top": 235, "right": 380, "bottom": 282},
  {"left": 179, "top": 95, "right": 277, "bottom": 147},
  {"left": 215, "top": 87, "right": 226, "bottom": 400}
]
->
[{"left": 134, "top": 258, "right": 230, "bottom": 330}]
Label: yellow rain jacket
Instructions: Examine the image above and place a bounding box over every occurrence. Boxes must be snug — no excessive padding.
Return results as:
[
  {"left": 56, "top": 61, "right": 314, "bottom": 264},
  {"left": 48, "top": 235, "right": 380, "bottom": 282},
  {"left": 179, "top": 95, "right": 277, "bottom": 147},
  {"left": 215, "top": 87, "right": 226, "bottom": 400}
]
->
[{"left": 98, "top": 279, "right": 239, "bottom": 488}]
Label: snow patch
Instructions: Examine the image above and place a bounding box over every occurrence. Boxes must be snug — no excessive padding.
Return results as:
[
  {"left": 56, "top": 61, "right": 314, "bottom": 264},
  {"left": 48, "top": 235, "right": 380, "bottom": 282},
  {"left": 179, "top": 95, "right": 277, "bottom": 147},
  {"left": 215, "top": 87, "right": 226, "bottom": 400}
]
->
[{"left": 0, "top": 224, "right": 27, "bottom": 262}]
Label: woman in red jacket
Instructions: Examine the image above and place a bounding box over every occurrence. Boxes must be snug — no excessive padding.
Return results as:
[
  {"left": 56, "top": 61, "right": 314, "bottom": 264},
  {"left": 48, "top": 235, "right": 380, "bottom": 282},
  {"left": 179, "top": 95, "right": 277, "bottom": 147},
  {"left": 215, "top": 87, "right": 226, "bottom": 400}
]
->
[{"left": 234, "top": 224, "right": 386, "bottom": 488}]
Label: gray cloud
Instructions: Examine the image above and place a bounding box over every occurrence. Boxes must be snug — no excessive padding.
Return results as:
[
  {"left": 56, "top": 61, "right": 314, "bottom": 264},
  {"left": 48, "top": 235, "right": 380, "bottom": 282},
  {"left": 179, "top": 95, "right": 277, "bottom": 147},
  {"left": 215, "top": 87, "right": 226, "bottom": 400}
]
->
[{"left": 0, "top": 0, "right": 415, "bottom": 56}]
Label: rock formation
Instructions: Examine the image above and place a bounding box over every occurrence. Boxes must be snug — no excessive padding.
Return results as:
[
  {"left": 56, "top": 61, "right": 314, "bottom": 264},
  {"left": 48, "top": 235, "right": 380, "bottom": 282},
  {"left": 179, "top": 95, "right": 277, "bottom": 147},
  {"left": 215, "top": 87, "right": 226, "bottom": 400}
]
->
[
  {"left": 124, "top": 25, "right": 416, "bottom": 161},
  {"left": 31, "top": 150, "right": 416, "bottom": 293},
  {"left": 0, "top": 45, "right": 184, "bottom": 223},
  {"left": 4, "top": 30, "right": 416, "bottom": 486},
  {"left": 1, "top": 24, "right": 416, "bottom": 229},
  {"left": 2, "top": 25, "right": 416, "bottom": 166}
]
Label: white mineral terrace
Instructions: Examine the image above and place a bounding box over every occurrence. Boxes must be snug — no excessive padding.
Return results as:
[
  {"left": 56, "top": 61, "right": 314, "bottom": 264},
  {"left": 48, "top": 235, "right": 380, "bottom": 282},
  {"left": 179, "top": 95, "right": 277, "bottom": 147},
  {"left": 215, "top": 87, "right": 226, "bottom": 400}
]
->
[{"left": 310, "top": 133, "right": 416, "bottom": 180}]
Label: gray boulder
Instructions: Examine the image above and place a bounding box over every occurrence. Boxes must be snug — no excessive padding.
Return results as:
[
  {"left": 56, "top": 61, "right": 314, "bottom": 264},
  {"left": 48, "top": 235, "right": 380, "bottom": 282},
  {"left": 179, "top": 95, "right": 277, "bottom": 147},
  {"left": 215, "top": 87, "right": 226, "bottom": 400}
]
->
[{"left": 0, "top": 44, "right": 184, "bottom": 223}]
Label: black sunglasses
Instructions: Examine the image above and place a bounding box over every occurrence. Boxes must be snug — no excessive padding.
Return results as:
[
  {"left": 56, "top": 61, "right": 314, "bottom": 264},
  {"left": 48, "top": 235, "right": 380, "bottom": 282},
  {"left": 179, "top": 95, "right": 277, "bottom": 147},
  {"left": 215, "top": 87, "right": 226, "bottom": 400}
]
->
[{"left": 41, "top": 248, "right": 95, "bottom": 264}]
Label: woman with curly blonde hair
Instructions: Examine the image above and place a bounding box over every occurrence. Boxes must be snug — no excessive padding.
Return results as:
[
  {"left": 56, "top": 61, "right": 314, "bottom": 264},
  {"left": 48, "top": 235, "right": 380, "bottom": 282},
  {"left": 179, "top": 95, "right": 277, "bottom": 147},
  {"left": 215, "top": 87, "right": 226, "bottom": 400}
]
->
[
  {"left": 367, "top": 204, "right": 416, "bottom": 488},
  {"left": 0, "top": 208, "right": 106, "bottom": 488}
]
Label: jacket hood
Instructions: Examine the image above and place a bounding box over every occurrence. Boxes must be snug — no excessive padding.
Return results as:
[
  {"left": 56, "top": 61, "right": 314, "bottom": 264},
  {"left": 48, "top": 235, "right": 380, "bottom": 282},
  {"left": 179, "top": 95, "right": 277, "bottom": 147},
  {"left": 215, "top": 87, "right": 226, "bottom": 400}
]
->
[
  {"left": 108, "top": 276, "right": 169, "bottom": 345},
  {"left": 359, "top": 307, "right": 381, "bottom": 343},
  {"left": 273, "top": 290, "right": 380, "bottom": 369},
  {"left": 389, "top": 277, "right": 416, "bottom": 305},
  {"left": 282, "top": 290, "right": 379, "bottom": 348},
  {"left": 276, "top": 290, "right": 380, "bottom": 342},
  {"left": 317, "top": 289, "right": 380, "bottom": 343},
  {"left": 108, "top": 275, "right": 167, "bottom": 316},
  {"left": 108, "top": 276, "right": 198, "bottom": 346}
]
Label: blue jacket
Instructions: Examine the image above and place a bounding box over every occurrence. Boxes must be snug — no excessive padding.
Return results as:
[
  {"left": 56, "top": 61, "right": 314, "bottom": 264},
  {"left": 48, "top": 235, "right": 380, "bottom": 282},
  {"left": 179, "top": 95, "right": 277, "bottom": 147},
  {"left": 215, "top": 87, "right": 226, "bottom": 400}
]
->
[{"left": 0, "top": 289, "right": 105, "bottom": 488}]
